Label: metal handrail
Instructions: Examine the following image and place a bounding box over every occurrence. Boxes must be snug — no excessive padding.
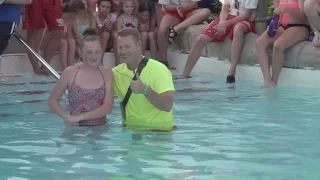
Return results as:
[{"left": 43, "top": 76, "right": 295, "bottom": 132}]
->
[{"left": 12, "top": 31, "right": 60, "bottom": 79}]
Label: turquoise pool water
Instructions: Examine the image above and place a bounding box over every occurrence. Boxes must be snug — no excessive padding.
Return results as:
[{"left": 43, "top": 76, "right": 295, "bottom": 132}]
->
[{"left": 1, "top": 72, "right": 320, "bottom": 180}]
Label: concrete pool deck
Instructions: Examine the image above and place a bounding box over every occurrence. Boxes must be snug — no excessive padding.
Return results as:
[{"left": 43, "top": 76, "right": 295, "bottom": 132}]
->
[
  {"left": 2, "top": 24, "right": 320, "bottom": 87},
  {"left": 1, "top": 50, "right": 320, "bottom": 88}
]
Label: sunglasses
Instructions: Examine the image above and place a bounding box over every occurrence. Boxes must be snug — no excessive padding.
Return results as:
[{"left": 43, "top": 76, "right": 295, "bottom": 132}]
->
[{"left": 235, "top": 0, "right": 240, "bottom": 10}]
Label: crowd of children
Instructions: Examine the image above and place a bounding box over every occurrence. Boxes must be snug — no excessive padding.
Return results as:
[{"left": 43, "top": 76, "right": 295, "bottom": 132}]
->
[{"left": 16, "top": 0, "right": 320, "bottom": 88}]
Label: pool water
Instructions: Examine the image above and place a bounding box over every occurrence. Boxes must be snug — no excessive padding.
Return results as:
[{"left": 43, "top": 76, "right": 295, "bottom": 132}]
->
[{"left": 1, "top": 72, "right": 320, "bottom": 180}]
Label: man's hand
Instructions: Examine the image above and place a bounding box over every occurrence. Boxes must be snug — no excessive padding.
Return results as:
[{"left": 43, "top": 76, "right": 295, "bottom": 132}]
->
[
  {"left": 4, "top": 0, "right": 32, "bottom": 5},
  {"left": 312, "top": 33, "right": 320, "bottom": 47},
  {"left": 130, "top": 73, "right": 145, "bottom": 94}
]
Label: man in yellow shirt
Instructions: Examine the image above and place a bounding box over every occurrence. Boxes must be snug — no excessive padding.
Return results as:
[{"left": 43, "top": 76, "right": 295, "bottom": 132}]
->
[{"left": 112, "top": 28, "right": 176, "bottom": 131}]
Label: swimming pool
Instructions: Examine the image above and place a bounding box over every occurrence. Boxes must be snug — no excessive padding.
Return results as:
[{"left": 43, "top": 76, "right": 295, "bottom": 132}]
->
[{"left": 1, "top": 71, "right": 320, "bottom": 180}]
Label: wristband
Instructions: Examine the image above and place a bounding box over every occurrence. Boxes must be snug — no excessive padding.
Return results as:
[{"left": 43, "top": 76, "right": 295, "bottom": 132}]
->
[{"left": 141, "top": 85, "right": 148, "bottom": 95}]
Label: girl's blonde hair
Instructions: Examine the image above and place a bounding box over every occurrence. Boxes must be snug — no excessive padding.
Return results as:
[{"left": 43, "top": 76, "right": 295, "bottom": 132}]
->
[{"left": 118, "top": 0, "right": 135, "bottom": 16}]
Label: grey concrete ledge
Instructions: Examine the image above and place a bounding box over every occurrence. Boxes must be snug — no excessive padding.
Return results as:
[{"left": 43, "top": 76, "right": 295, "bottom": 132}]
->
[{"left": 169, "top": 24, "right": 320, "bottom": 70}]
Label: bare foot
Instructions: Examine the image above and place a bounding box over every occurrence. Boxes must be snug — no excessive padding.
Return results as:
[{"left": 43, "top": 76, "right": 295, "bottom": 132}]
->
[
  {"left": 34, "top": 69, "right": 44, "bottom": 75},
  {"left": 40, "top": 67, "right": 51, "bottom": 76},
  {"left": 263, "top": 81, "right": 276, "bottom": 88}
]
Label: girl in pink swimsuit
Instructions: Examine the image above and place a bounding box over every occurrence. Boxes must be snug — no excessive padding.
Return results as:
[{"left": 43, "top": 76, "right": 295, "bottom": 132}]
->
[
  {"left": 256, "top": 0, "right": 309, "bottom": 88},
  {"left": 48, "top": 27, "right": 114, "bottom": 126}
]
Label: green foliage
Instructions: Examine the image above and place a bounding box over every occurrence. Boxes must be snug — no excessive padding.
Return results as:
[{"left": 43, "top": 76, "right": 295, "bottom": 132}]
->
[{"left": 268, "top": 0, "right": 274, "bottom": 16}]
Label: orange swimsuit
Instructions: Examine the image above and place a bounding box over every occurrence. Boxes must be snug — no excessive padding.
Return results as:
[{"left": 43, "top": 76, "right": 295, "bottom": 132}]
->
[{"left": 278, "top": 1, "right": 310, "bottom": 31}]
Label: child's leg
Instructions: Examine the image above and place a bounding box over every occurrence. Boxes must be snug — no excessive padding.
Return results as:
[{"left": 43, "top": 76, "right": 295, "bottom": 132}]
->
[
  {"left": 37, "top": 28, "right": 45, "bottom": 53},
  {"left": 59, "top": 38, "right": 68, "bottom": 70},
  {"left": 256, "top": 28, "right": 284, "bottom": 88},
  {"left": 141, "top": 31, "right": 148, "bottom": 55},
  {"left": 22, "top": 0, "right": 46, "bottom": 75},
  {"left": 67, "top": 37, "right": 76, "bottom": 66},
  {"left": 228, "top": 23, "right": 250, "bottom": 77},
  {"left": 100, "top": 31, "right": 111, "bottom": 65},
  {"left": 154, "top": 2, "right": 162, "bottom": 27},
  {"left": 148, "top": 31, "right": 157, "bottom": 59},
  {"left": 271, "top": 27, "right": 308, "bottom": 85},
  {"left": 42, "top": 0, "right": 64, "bottom": 74},
  {"left": 39, "top": 28, "right": 52, "bottom": 53},
  {"left": 181, "top": 18, "right": 221, "bottom": 78},
  {"left": 181, "top": 34, "right": 212, "bottom": 78},
  {"left": 26, "top": 30, "right": 42, "bottom": 75}
]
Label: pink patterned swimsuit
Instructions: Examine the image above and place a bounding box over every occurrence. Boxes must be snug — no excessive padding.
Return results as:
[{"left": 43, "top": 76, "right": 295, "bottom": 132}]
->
[{"left": 68, "top": 68, "right": 107, "bottom": 126}]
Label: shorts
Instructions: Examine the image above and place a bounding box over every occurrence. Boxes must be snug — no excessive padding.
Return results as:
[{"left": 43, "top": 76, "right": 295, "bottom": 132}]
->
[
  {"left": 202, "top": 14, "right": 255, "bottom": 42},
  {"left": 22, "top": 0, "right": 63, "bottom": 31},
  {"left": 163, "top": 10, "right": 193, "bottom": 22},
  {"left": 0, "top": 22, "right": 17, "bottom": 56}
]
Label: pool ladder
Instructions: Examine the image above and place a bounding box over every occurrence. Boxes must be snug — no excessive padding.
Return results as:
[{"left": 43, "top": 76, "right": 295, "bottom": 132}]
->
[
  {"left": 12, "top": 31, "right": 61, "bottom": 79},
  {"left": 13, "top": 31, "right": 68, "bottom": 95}
]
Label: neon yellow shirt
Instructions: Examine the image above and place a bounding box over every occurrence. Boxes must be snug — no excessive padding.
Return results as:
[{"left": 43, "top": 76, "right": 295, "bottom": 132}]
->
[{"left": 112, "top": 59, "right": 175, "bottom": 130}]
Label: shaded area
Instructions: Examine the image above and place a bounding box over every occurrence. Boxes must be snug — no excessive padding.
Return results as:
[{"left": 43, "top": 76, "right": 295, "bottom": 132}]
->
[
  {"left": 6, "top": 90, "right": 49, "bottom": 95},
  {"left": 176, "top": 88, "right": 219, "bottom": 93},
  {"left": 0, "top": 99, "right": 45, "bottom": 107},
  {"left": 174, "top": 80, "right": 213, "bottom": 84},
  {"left": 0, "top": 81, "right": 56, "bottom": 86},
  {"left": 177, "top": 94, "right": 263, "bottom": 102},
  {"left": 0, "top": 75, "right": 22, "bottom": 78}
]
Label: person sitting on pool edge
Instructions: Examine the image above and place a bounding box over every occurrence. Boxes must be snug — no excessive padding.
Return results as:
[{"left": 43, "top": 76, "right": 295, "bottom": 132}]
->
[
  {"left": 304, "top": 0, "right": 320, "bottom": 47},
  {"left": 75, "top": 28, "right": 176, "bottom": 131},
  {"left": 180, "top": 0, "right": 259, "bottom": 82},
  {"left": 48, "top": 27, "right": 114, "bottom": 126}
]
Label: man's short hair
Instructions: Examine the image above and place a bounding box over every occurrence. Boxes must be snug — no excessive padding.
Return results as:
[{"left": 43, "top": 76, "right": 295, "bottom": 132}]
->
[{"left": 117, "top": 28, "right": 141, "bottom": 42}]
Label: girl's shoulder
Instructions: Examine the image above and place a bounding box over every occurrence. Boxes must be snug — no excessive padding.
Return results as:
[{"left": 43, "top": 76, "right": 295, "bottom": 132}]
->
[
  {"left": 64, "top": 66, "right": 79, "bottom": 76},
  {"left": 98, "top": 66, "right": 113, "bottom": 81},
  {"left": 116, "top": 14, "right": 123, "bottom": 21},
  {"left": 60, "top": 66, "right": 79, "bottom": 84}
]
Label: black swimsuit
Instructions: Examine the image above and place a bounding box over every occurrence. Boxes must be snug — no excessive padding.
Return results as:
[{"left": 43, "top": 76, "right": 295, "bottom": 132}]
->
[{"left": 280, "top": 23, "right": 310, "bottom": 32}]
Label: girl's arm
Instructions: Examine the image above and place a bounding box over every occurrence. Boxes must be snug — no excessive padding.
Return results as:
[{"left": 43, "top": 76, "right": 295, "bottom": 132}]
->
[
  {"left": 150, "top": 16, "right": 156, "bottom": 32},
  {"left": 116, "top": 16, "right": 122, "bottom": 32},
  {"left": 48, "top": 67, "right": 73, "bottom": 119},
  {"left": 73, "top": 68, "right": 114, "bottom": 121},
  {"left": 134, "top": 17, "right": 139, "bottom": 30}
]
